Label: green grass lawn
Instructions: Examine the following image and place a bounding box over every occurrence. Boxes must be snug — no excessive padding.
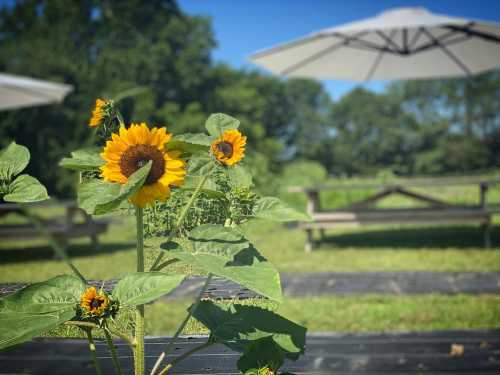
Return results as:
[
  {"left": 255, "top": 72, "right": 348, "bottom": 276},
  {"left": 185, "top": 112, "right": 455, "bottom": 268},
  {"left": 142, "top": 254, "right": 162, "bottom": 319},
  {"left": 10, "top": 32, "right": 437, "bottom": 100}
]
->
[{"left": 2, "top": 178, "right": 500, "bottom": 334}]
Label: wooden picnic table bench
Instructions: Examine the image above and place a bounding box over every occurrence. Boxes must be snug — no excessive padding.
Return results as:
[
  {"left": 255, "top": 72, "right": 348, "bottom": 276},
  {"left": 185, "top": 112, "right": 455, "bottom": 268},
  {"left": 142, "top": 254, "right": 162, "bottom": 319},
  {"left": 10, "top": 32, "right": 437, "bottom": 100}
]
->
[
  {"left": 0, "top": 200, "right": 111, "bottom": 251},
  {"left": 289, "top": 177, "right": 500, "bottom": 252}
]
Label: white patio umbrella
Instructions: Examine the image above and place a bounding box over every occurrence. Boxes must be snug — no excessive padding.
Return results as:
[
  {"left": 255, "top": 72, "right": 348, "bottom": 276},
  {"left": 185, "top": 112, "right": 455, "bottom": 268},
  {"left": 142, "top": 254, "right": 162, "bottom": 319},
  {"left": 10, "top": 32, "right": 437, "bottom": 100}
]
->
[
  {"left": 0, "top": 73, "right": 73, "bottom": 111},
  {"left": 249, "top": 7, "right": 500, "bottom": 81}
]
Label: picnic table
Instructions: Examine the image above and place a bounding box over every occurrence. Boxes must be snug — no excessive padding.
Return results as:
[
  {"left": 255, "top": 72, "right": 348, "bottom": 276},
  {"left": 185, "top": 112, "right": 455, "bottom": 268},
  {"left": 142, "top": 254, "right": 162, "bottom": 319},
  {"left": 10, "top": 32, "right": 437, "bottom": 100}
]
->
[
  {"left": 289, "top": 177, "right": 500, "bottom": 252},
  {"left": 0, "top": 200, "right": 110, "bottom": 251}
]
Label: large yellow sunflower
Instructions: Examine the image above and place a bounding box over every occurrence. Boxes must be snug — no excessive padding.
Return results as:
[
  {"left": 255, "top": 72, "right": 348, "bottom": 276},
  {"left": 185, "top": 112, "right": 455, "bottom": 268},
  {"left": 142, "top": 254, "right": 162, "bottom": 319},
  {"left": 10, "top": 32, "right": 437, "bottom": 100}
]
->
[
  {"left": 80, "top": 287, "right": 109, "bottom": 316},
  {"left": 89, "top": 98, "right": 108, "bottom": 127},
  {"left": 211, "top": 129, "right": 246, "bottom": 166},
  {"left": 100, "top": 123, "right": 186, "bottom": 207}
]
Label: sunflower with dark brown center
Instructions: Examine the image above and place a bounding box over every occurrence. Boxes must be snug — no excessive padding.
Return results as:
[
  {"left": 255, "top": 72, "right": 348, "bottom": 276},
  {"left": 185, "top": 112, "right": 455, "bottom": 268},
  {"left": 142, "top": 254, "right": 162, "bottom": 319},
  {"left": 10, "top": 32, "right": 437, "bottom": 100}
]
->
[
  {"left": 100, "top": 123, "right": 186, "bottom": 207},
  {"left": 80, "top": 287, "right": 109, "bottom": 316},
  {"left": 211, "top": 129, "right": 246, "bottom": 166}
]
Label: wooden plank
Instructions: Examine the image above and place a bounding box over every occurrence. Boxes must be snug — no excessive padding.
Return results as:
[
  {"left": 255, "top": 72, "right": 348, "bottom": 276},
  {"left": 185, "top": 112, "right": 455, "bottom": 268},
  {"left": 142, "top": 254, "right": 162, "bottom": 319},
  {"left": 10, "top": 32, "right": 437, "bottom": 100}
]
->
[{"left": 2, "top": 331, "right": 500, "bottom": 374}]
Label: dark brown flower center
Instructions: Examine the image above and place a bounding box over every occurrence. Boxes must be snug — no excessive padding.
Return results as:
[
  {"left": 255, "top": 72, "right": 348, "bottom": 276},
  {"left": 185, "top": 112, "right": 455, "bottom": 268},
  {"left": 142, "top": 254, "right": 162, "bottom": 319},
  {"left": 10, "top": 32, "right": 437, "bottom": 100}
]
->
[
  {"left": 120, "top": 145, "right": 165, "bottom": 185},
  {"left": 91, "top": 299, "right": 103, "bottom": 308},
  {"left": 216, "top": 141, "right": 233, "bottom": 158}
]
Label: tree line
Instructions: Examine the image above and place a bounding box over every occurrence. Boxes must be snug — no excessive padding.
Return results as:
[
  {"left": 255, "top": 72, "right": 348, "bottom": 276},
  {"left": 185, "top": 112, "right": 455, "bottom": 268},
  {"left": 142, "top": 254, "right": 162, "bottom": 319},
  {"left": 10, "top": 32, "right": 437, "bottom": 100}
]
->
[{"left": 1, "top": 0, "right": 499, "bottom": 196}]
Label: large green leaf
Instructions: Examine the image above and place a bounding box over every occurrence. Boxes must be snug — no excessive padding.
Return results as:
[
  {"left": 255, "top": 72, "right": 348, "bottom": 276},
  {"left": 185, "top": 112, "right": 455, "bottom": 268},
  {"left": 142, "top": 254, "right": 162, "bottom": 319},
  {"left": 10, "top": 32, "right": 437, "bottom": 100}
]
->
[
  {"left": 226, "top": 164, "right": 253, "bottom": 188},
  {"left": 0, "top": 275, "right": 84, "bottom": 350},
  {"left": 112, "top": 272, "right": 184, "bottom": 307},
  {"left": 205, "top": 113, "right": 240, "bottom": 137},
  {"left": 252, "top": 197, "right": 311, "bottom": 222},
  {"left": 161, "top": 225, "right": 282, "bottom": 302},
  {"left": 77, "top": 161, "right": 151, "bottom": 215},
  {"left": 187, "top": 154, "right": 213, "bottom": 176},
  {"left": 59, "top": 147, "right": 104, "bottom": 171},
  {"left": 0, "top": 275, "right": 85, "bottom": 314},
  {"left": 0, "top": 142, "right": 29, "bottom": 180},
  {"left": 192, "top": 300, "right": 306, "bottom": 358},
  {"left": 238, "top": 337, "right": 286, "bottom": 373},
  {"left": 166, "top": 133, "right": 211, "bottom": 157},
  {"left": 3, "top": 174, "right": 49, "bottom": 203}
]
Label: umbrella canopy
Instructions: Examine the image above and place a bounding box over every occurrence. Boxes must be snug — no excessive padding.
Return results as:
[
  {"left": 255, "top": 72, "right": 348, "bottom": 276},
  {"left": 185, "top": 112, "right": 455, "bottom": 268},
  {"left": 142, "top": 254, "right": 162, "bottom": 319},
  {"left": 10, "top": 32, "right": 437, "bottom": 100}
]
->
[
  {"left": 0, "top": 73, "right": 73, "bottom": 111},
  {"left": 249, "top": 7, "right": 500, "bottom": 81}
]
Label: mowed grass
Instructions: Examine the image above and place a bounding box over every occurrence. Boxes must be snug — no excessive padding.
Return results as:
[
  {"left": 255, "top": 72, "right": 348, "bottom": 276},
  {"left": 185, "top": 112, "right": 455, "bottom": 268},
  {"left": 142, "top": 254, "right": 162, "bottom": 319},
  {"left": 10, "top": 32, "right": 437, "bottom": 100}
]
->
[{"left": 2, "top": 177, "right": 500, "bottom": 334}]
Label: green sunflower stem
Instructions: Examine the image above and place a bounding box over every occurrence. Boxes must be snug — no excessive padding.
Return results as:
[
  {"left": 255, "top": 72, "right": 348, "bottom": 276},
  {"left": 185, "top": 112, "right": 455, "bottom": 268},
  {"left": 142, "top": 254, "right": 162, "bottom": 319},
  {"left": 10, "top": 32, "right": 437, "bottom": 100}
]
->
[
  {"left": 134, "top": 206, "right": 146, "bottom": 375},
  {"left": 104, "top": 327, "right": 124, "bottom": 375},
  {"left": 150, "top": 166, "right": 214, "bottom": 271},
  {"left": 157, "top": 341, "right": 214, "bottom": 375},
  {"left": 85, "top": 328, "right": 102, "bottom": 375},
  {"left": 149, "top": 273, "right": 213, "bottom": 375}
]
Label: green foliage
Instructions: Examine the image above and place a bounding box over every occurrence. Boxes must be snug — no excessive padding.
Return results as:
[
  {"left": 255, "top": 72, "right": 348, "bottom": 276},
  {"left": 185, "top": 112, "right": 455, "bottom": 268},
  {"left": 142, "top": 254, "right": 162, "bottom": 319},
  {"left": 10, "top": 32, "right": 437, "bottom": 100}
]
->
[
  {"left": 0, "top": 142, "right": 30, "bottom": 180},
  {"left": 205, "top": 113, "right": 240, "bottom": 136},
  {"left": 253, "top": 197, "right": 311, "bottom": 222},
  {"left": 0, "top": 275, "right": 85, "bottom": 349},
  {"left": 78, "top": 161, "right": 151, "bottom": 215},
  {"left": 3, "top": 175, "right": 49, "bottom": 203},
  {"left": 112, "top": 272, "right": 184, "bottom": 307},
  {"left": 162, "top": 224, "right": 283, "bottom": 302},
  {"left": 59, "top": 148, "right": 105, "bottom": 171},
  {"left": 0, "top": 142, "right": 49, "bottom": 203},
  {"left": 192, "top": 300, "right": 306, "bottom": 364}
]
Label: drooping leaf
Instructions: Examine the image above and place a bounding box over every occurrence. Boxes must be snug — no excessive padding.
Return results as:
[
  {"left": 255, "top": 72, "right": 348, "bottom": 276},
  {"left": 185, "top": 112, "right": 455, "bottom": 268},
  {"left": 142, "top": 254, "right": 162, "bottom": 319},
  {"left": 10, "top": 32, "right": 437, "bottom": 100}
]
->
[
  {"left": 238, "top": 337, "right": 286, "bottom": 373},
  {"left": 187, "top": 154, "right": 213, "bottom": 176},
  {"left": 0, "top": 275, "right": 84, "bottom": 350},
  {"left": 205, "top": 113, "right": 240, "bottom": 137},
  {"left": 192, "top": 300, "right": 306, "bottom": 358},
  {"left": 0, "top": 275, "right": 85, "bottom": 314},
  {"left": 252, "top": 197, "right": 311, "bottom": 222},
  {"left": 112, "top": 272, "right": 184, "bottom": 307},
  {"left": 161, "top": 224, "right": 282, "bottom": 302},
  {"left": 3, "top": 174, "right": 49, "bottom": 203},
  {"left": 59, "top": 147, "right": 104, "bottom": 171},
  {"left": 0, "top": 142, "right": 30, "bottom": 180},
  {"left": 165, "top": 140, "right": 209, "bottom": 157},
  {"left": 182, "top": 174, "right": 222, "bottom": 197},
  {"left": 77, "top": 161, "right": 151, "bottom": 215},
  {"left": 175, "top": 133, "right": 212, "bottom": 146},
  {"left": 226, "top": 164, "right": 253, "bottom": 188}
]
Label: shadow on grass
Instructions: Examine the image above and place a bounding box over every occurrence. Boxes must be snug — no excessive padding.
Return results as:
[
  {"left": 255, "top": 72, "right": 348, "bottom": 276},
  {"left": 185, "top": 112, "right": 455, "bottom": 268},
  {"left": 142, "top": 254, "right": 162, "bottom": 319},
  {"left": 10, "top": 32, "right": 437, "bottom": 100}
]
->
[
  {"left": 0, "top": 242, "right": 135, "bottom": 264},
  {"left": 318, "top": 225, "right": 499, "bottom": 250}
]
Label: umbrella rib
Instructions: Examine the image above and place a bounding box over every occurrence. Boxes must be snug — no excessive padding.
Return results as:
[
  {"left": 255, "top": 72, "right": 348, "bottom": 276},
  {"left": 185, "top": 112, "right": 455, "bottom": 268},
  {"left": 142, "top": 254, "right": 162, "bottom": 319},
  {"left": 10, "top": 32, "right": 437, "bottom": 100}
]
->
[
  {"left": 443, "top": 23, "right": 500, "bottom": 44},
  {"left": 364, "top": 30, "right": 398, "bottom": 81},
  {"left": 279, "top": 31, "right": 369, "bottom": 76},
  {"left": 420, "top": 28, "right": 472, "bottom": 75},
  {"left": 375, "top": 30, "right": 401, "bottom": 52}
]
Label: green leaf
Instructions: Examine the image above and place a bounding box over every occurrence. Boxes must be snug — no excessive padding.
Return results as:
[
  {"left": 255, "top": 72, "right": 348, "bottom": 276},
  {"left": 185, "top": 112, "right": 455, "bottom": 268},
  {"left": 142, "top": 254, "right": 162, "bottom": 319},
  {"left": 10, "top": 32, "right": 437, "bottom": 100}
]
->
[
  {"left": 183, "top": 174, "right": 221, "bottom": 196},
  {"left": 59, "top": 147, "right": 104, "bottom": 171},
  {"left": 187, "top": 154, "right": 213, "bottom": 176},
  {"left": 77, "top": 161, "right": 151, "bottom": 215},
  {"left": 205, "top": 113, "right": 240, "bottom": 136},
  {"left": 238, "top": 337, "right": 286, "bottom": 373},
  {"left": 253, "top": 197, "right": 311, "bottom": 222},
  {"left": 226, "top": 164, "right": 253, "bottom": 188},
  {"left": 0, "top": 275, "right": 84, "bottom": 350},
  {"left": 192, "top": 301, "right": 306, "bottom": 358},
  {"left": 112, "top": 272, "right": 184, "bottom": 307},
  {"left": 0, "top": 142, "right": 30, "bottom": 180},
  {"left": 166, "top": 133, "right": 212, "bottom": 156},
  {"left": 3, "top": 174, "right": 49, "bottom": 203},
  {"left": 161, "top": 224, "right": 282, "bottom": 302}
]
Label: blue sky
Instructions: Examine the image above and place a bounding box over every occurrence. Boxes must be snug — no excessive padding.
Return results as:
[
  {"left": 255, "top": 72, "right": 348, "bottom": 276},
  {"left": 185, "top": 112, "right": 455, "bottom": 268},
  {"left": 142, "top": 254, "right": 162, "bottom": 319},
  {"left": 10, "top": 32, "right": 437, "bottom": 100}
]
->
[{"left": 178, "top": 0, "right": 500, "bottom": 100}]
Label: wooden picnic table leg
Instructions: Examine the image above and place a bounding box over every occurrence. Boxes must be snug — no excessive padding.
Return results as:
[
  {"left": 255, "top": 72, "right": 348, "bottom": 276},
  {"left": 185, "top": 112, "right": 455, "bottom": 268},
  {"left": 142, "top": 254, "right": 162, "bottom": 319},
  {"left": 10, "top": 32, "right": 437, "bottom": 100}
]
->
[{"left": 305, "top": 228, "right": 314, "bottom": 253}]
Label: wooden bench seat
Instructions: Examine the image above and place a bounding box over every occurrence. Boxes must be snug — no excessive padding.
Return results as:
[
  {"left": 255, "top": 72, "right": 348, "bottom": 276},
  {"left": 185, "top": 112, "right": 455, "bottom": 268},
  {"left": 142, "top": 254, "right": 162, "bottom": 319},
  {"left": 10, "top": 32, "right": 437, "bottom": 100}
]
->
[
  {"left": 290, "top": 179, "right": 499, "bottom": 252},
  {"left": 0, "top": 201, "right": 111, "bottom": 251}
]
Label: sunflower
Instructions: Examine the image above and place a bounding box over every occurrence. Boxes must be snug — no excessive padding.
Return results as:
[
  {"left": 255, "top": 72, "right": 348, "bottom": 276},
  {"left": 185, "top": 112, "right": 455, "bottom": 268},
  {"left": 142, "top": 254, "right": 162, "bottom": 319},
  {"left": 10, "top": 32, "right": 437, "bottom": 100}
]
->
[
  {"left": 80, "top": 287, "right": 109, "bottom": 316},
  {"left": 100, "top": 123, "right": 186, "bottom": 207},
  {"left": 89, "top": 98, "right": 109, "bottom": 127},
  {"left": 211, "top": 129, "right": 246, "bottom": 166}
]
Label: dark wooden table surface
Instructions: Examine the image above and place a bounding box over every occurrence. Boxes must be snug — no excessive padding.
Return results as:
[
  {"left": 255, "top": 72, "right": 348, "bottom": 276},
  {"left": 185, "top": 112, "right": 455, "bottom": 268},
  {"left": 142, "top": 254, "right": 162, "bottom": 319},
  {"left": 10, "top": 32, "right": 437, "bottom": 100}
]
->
[{"left": 1, "top": 330, "right": 499, "bottom": 374}]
